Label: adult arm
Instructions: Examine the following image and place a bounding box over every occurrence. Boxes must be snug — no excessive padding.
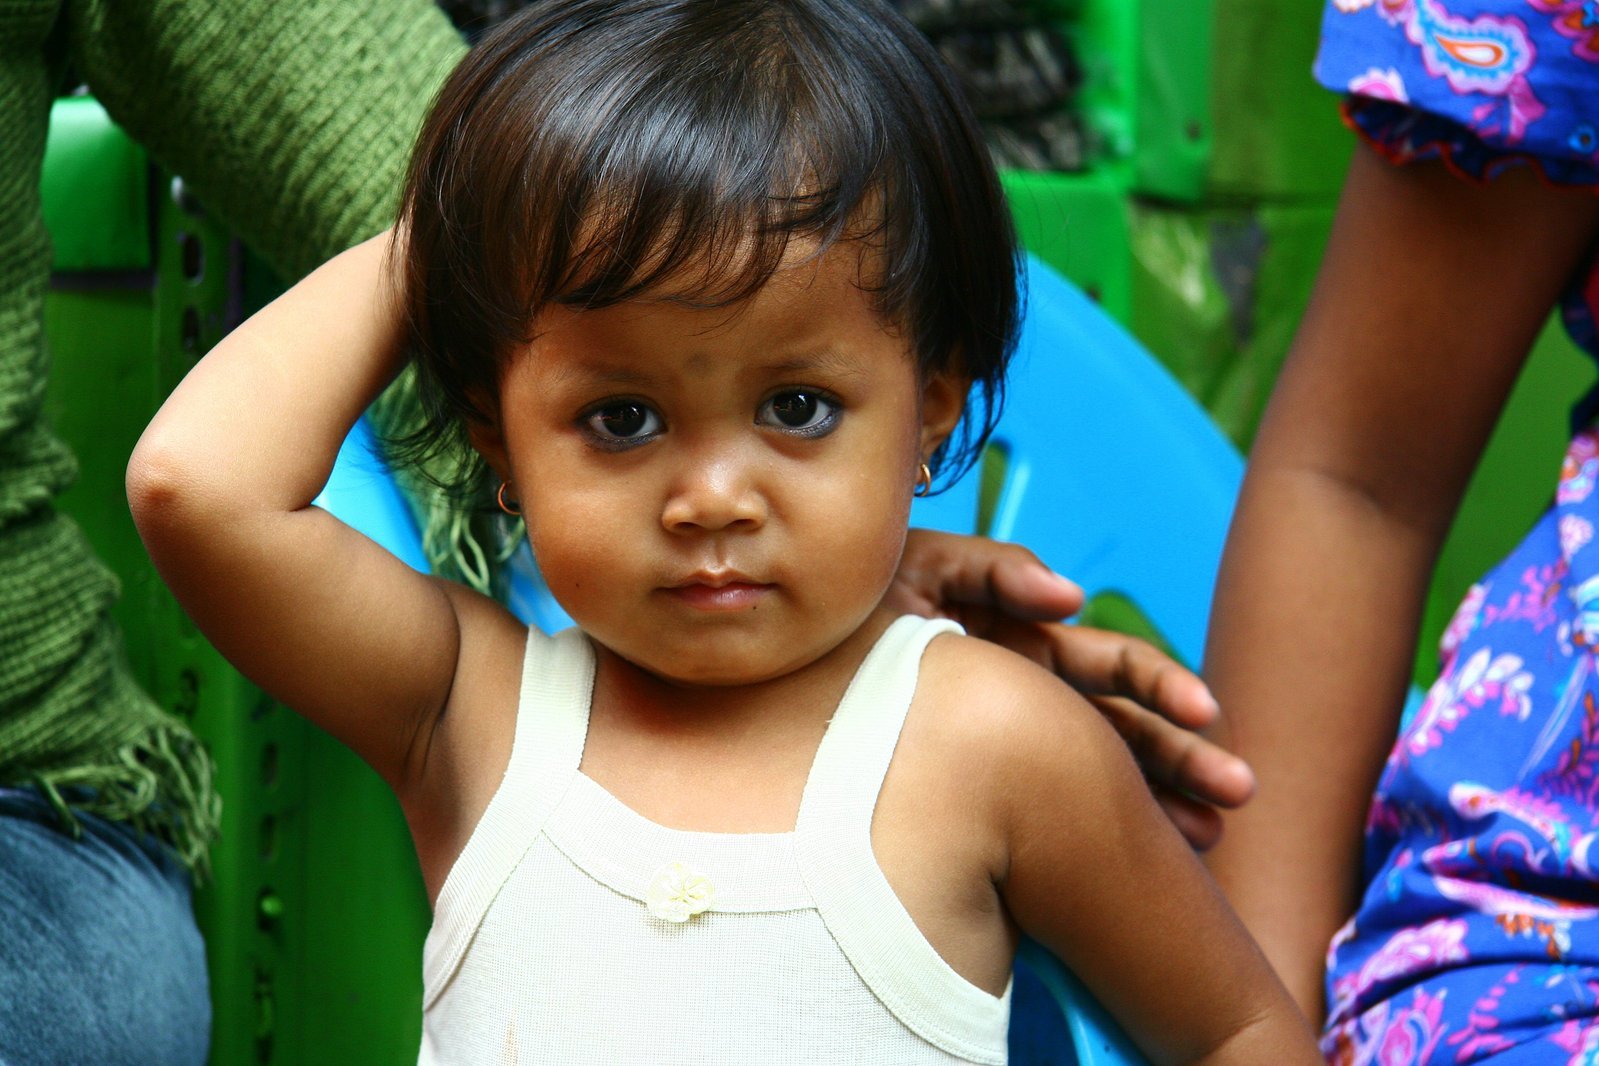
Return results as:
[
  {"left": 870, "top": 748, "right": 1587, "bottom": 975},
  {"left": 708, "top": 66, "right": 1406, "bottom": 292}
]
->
[
  {"left": 67, "top": 0, "right": 466, "bottom": 279},
  {"left": 1203, "top": 142, "right": 1599, "bottom": 1021}
]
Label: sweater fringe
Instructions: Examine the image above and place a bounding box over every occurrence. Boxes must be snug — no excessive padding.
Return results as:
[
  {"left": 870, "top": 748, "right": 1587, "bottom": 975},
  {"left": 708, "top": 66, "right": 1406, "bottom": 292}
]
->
[{"left": 11, "top": 719, "right": 220, "bottom": 880}]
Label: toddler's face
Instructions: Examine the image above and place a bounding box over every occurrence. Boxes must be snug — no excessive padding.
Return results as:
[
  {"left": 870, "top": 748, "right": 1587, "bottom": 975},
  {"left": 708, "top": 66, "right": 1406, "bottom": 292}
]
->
[{"left": 477, "top": 244, "right": 963, "bottom": 687}]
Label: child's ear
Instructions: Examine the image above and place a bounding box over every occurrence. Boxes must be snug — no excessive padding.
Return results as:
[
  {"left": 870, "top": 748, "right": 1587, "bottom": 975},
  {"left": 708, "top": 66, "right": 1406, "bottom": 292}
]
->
[
  {"left": 918, "top": 369, "right": 969, "bottom": 459},
  {"left": 465, "top": 413, "right": 512, "bottom": 483}
]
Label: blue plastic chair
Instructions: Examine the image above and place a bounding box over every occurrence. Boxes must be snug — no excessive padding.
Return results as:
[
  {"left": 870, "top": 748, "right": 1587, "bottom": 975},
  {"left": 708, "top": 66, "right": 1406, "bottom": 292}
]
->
[{"left": 317, "top": 256, "right": 1245, "bottom": 1064}]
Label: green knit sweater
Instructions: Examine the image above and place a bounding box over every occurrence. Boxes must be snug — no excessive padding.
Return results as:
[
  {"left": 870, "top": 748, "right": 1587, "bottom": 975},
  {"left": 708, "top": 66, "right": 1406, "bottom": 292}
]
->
[{"left": 0, "top": 0, "right": 466, "bottom": 871}]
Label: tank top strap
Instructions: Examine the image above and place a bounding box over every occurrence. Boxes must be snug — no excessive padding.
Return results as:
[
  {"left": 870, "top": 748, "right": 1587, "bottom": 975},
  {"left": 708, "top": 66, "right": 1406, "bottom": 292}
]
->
[
  {"left": 792, "top": 615, "right": 1008, "bottom": 1065},
  {"left": 422, "top": 625, "right": 593, "bottom": 1007},
  {"left": 795, "top": 614, "right": 961, "bottom": 834}
]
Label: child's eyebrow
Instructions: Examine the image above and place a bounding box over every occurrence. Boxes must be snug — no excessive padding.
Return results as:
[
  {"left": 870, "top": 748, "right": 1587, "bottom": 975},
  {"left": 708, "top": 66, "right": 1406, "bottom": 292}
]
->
[
  {"left": 758, "top": 350, "right": 870, "bottom": 381},
  {"left": 563, "top": 365, "right": 655, "bottom": 387},
  {"left": 549, "top": 349, "right": 871, "bottom": 388},
  {"left": 536, "top": 357, "right": 656, "bottom": 391}
]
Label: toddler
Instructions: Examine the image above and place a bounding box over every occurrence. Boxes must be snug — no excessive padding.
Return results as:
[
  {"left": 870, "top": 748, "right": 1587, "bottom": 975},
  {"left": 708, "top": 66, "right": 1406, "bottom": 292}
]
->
[{"left": 129, "top": 1, "right": 1315, "bottom": 1061}]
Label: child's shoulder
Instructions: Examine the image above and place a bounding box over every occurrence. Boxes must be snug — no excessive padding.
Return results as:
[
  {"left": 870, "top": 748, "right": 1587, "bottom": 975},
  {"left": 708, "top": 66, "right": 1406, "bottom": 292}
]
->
[
  {"left": 878, "top": 627, "right": 1152, "bottom": 935},
  {"left": 918, "top": 629, "right": 1111, "bottom": 744},
  {"left": 911, "top": 629, "right": 1138, "bottom": 801}
]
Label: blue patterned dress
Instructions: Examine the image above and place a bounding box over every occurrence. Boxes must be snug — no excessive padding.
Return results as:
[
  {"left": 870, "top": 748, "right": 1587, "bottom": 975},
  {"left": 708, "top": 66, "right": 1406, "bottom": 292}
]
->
[{"left": 1316, "top": 3, "right": 1599, "bottom": 1062}]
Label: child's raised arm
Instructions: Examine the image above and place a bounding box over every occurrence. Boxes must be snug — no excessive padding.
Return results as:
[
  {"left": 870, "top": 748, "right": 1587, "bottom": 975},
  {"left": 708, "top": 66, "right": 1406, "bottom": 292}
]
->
[
  {"left": 127, "top": 233, "right": 514, "bottom": 809},
  {"left": 921, "top": 639, "right": 1319, "bottom": 1064}
]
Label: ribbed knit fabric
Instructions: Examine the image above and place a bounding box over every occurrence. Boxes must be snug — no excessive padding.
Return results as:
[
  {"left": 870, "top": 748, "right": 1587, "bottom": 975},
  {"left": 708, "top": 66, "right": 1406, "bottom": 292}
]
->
[
  {"left": 0, "top": 0, "right": 465, "bottom": 871},
  {"left": 420, "top": 617, "right": 1012, "bottom": 1065}
]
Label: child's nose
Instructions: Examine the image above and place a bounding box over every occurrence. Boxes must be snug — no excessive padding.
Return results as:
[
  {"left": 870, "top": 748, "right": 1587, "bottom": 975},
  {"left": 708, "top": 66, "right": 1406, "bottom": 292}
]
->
[{"left": 660, "top": 451, "right": 768, "bottom": 534}]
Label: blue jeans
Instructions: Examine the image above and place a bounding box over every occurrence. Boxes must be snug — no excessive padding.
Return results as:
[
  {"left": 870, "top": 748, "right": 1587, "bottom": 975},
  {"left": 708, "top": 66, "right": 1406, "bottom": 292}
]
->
[{"left": 0, "top": 787, "right": 209, "bottom": 1065}]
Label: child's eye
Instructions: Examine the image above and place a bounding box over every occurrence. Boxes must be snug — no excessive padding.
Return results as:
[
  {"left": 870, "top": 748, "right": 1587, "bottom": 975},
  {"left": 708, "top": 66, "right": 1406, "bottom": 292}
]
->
[
  {"left": 757, "top": 391, "right": 840, "bottom": 435},
  {"left": 584, "top": 402, "right": 662, "bottom": 443}
]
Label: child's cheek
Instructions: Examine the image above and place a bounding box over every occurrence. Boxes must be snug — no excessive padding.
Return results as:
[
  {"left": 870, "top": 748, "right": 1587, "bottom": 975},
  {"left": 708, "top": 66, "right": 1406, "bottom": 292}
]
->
[
  {"left": 798, "top": 468, "right": 915, "bottom": 604},
  {"left": 521, "top": 503, "right": 630, "bottom": 623}
]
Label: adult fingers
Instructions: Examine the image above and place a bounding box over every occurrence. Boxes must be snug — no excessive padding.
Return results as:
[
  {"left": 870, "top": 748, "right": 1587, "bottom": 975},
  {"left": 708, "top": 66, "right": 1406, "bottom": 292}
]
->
[
  {"left": 1094, "top": 694, "right": 1256, "bottom": 811},
  {"left": 1037, "top": 623, "right": 1219, "bottom": 731},
  {"left": 898, "top": 529, "right": 1083, "bottom": 622},
  {"left": 1153, "top": 785, "right": 1227, "bottom": 852}
]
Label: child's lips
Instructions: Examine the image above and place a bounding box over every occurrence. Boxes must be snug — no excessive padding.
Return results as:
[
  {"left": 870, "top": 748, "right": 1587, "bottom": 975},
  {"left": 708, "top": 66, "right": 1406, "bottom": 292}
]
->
[{"left": 662, "top": 573, "right": 772, "bottom": 611}]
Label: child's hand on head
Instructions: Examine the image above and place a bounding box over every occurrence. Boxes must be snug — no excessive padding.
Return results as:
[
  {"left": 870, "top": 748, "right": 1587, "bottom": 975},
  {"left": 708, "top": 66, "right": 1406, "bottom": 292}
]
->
[{"left": 888, "top": 528, "right": 1253, "bottom": 850}]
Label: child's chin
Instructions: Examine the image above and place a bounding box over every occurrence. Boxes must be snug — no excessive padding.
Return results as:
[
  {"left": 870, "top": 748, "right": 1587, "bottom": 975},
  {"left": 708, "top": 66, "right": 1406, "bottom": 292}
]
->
[
  {"left": 592, "top": 622, "right": 860, "bottom": 691},
  {"left": 641, "top": 658, "right": 789, "bottom": 689},
  {"left": 619, "top": 644, "right": 811, "bottom": 690}
]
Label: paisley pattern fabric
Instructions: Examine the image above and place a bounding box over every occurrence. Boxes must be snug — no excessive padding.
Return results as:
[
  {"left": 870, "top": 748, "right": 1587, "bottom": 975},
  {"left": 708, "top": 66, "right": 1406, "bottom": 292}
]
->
[
  {"left": 1323, "top": 466, "right": 1599, "bottom": 1062},
  {"left": 1317, "top": 0, "right": 1599, "bottom": 165},
  {"left": 1315, "top": 4, "right": 1599, "bottom": 1061}
]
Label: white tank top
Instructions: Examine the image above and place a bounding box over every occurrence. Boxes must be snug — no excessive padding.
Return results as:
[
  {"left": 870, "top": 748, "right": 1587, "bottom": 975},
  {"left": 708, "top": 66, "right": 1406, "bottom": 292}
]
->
[{"left": 418, "top": 614, "right": 1011, "bottom": 1064}]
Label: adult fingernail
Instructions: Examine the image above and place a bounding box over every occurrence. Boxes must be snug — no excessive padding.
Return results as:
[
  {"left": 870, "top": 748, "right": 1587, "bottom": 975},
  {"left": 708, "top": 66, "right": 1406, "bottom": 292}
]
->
[{"left": 1049, "top": 571, "right": 1082, "bottom": 595}]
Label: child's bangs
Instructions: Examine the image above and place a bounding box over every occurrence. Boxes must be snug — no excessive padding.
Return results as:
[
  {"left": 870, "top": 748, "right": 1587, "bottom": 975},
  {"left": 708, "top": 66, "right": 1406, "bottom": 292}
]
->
[
  {"left": 486, "top": 11, "right": 907, "bottom": 322},
  {"left": 550, "top": 167, "right": 889, "bottom": 316}
]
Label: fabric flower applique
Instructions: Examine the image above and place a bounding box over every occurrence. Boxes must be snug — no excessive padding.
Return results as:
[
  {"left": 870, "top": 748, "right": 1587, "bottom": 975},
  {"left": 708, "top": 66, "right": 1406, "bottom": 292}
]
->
[{"left": 645, "top": 861, "right": 715, "bottom": 923}]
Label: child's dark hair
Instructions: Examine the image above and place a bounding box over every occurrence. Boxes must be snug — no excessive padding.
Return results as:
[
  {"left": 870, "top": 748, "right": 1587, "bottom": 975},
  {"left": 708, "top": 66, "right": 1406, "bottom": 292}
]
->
[{"left": 395, "top": 0, "right": 1021, "bottom": 494}]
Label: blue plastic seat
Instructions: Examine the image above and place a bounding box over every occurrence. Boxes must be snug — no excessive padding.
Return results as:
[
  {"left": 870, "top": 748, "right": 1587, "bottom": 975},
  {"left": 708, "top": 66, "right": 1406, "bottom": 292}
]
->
[{"left": 317, "top": 256, "right": 1245, "bottom": 1064}]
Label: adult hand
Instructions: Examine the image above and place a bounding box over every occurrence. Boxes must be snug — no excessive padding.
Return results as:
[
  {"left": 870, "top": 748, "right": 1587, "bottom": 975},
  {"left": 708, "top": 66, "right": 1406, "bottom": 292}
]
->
[{"left": 889, "top": 529, "right": 1254, "bottom": 849}]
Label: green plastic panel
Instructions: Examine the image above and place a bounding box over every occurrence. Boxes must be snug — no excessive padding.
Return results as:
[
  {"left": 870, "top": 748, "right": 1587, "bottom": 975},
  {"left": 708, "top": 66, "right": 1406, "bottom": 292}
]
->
[
  {"left": 41, "top": 97, "right": 150, "bottom": 272},
  {"left": 1128, "top": 199, "right": 1337, "bottom": 449},
  {"left": 1003, "top": 168, "right": 1133, "bottom": 321},
  {"left": 1051, "top": 0, "right": 1212, "bottom": 202},
  {"left": 1207, "top": 0, "right": 1352, "bottom": 202},
  {"left": 1134, "top": 0, "right": 1213, "bottom": 202},
  {"left": 1061, "top": 0, "right": 1137, "bottom": 167}
]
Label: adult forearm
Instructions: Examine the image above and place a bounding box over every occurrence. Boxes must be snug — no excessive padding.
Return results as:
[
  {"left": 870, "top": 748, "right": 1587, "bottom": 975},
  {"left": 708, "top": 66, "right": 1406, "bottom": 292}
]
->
[
  {"left": 1190, "top": 1005, "right": 1322, "bottom": 1066},
  {"left": 1201, "top": 143, "right": 1599, "bottom": 1025},
  {"left": 1204, "top": 464, "right": 1435, "bottom": 1019}
]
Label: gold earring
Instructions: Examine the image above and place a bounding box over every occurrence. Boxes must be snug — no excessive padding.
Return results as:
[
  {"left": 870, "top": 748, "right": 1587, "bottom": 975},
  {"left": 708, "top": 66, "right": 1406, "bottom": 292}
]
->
[
  {"left": 913, "top": 462, "right": 933, "bottom": 498},
  {"left": 496, "top": 480, "right": 522, "bottom": 517}
]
